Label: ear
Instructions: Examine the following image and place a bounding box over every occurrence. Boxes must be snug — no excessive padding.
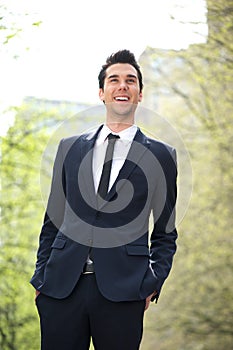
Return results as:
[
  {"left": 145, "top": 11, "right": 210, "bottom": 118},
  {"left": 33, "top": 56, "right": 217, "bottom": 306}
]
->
[
  {"left": 138, "top": 92, "right": 143, "bottom": 102},
  {"left": 99, "top": 89, "right": 104, "bottom": 102}
]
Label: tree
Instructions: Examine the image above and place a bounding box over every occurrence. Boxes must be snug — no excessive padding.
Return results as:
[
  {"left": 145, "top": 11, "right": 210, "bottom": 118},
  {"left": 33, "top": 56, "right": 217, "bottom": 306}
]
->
[
  {"left": 0, "top": 97, "right": 93, "bottom": 349},
  {"left": 0, "top": 3, "right": 41, "bottom": 55},
  {"left": 140, "top": 0, "right": 233, "bottom": 348}
]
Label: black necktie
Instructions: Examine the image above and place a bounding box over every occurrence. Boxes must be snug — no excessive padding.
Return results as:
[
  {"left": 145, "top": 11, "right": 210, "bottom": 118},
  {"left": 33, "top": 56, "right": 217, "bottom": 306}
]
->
[{"left": 97, "top": 133, "right": 119, "bottom": 199}]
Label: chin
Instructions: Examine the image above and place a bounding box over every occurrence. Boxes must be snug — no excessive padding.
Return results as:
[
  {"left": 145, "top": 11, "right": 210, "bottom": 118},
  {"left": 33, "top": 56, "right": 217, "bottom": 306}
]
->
[{"left": 112, "top": 104, "right": 137, "bottom": 116}]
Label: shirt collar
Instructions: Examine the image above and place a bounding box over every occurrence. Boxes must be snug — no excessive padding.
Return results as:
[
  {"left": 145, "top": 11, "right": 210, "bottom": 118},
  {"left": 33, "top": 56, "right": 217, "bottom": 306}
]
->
[{"left": 98, "top": 124, "right": 138, "bottom": 144}]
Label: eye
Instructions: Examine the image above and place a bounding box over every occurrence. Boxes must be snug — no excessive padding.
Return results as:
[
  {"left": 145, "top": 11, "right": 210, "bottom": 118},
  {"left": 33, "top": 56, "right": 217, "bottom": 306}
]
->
[{"left": 127, "top": 78, "right": 136, "bottom": 84}]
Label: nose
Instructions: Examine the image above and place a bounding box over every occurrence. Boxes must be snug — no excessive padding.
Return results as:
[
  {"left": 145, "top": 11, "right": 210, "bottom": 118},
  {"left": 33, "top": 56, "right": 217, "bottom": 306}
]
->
[{"left": 118, "top": 80, "right": 128, "bottom": 90}]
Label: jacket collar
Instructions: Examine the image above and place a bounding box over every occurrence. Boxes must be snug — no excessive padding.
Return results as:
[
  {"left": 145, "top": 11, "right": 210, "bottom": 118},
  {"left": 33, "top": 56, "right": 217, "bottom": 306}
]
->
[{"left": 80, "top": 125, "right": 151, "bottom": 209}]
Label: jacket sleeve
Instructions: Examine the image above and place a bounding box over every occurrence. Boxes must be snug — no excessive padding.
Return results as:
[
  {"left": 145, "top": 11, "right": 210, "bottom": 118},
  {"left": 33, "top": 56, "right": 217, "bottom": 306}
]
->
[
  {"left": 30, "top": 140, "right": 66, "bottom": 289},
  {"left": 150, "top": 147, "right": 178, "bottom": 302}
]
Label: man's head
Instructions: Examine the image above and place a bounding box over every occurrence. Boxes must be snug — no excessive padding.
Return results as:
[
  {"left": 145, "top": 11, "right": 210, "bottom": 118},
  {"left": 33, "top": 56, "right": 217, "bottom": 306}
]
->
[
  {"left": 98, "top": 50, "right": 143, "bottom": 93},
  {"left": 98, "top": 50, "right": 143, "bottom": 127}
]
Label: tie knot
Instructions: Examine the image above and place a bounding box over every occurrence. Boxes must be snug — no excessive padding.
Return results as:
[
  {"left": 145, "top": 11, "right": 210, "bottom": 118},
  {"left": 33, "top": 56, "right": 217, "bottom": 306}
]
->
[{"left": 107, "top": 133, "right": 120, "bottom": 141}]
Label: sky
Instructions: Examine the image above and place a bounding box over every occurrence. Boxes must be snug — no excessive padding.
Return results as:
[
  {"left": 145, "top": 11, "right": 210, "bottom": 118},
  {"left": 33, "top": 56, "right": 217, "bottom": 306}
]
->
[{"left": 0, "top": 0, "right": 207, "bottom": 134}]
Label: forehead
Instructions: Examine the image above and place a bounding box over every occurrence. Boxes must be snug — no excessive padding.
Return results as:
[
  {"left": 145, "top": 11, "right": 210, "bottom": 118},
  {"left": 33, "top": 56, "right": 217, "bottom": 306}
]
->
[{"left": 105, "top": 63, "right": 138, "bottom": 78}]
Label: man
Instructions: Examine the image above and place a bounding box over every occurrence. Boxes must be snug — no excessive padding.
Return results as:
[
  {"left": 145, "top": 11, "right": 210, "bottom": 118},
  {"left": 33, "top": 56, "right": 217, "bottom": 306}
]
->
[{"left": 31, "top": 50, "right": 178, "bottom": 350}]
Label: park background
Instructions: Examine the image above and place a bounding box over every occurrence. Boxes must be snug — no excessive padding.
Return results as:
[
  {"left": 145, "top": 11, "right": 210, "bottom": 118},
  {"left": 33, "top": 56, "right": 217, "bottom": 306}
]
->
[{"left": 0, "top": 0, "right": 232, "bottom": 349}]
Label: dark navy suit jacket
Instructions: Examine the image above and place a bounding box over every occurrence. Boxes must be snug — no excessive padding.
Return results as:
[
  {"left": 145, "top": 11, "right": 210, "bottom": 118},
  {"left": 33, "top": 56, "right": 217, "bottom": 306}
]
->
[{"left": 30, "top": 126, "right": 178, "bottom": 302}]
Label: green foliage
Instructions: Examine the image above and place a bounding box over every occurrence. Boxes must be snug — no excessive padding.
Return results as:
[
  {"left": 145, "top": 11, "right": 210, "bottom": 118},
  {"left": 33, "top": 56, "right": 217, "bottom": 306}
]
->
[
  {"left": 0, "top": 97, "right": 100, "bottom": 349},
  {"left": 0, "top": 99, "right": 77, "bottom": 349},
  {"left": 0, "top": 3, "right": 41, "bottom": 57},
  {"left": 140, "top": 0, "right": 233, "bottom": 349}
]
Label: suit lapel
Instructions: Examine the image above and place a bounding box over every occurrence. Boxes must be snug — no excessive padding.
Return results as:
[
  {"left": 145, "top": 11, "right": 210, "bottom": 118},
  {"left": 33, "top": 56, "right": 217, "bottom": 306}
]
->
[{"left": 79, "top": 125, "right": 103, "bottom": 209}]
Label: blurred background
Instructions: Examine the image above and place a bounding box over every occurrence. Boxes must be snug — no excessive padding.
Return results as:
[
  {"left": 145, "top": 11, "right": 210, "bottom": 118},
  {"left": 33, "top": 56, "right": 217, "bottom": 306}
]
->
[{"left": 0, "top": 0, "right": 232, "bottom": 349}]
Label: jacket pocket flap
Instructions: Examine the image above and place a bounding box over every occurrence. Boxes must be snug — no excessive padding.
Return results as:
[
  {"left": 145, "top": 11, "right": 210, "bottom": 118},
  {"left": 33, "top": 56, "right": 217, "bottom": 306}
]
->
[
  {"left": 126, "top": 245, "right": 149, "bottom": 256},
  {"left": 51, "top": 238, "right": 66, "bottom": 249}
]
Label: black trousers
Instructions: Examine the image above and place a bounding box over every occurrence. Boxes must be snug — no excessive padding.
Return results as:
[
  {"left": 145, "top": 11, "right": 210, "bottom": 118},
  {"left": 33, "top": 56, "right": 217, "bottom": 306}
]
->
[{"left": 36, "top": 274, "right": 145, "bottom": 350}]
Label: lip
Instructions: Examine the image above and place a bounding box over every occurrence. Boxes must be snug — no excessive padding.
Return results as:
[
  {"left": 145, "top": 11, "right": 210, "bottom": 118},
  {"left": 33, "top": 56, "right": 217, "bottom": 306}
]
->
[{"left": 114, "top": 95, "right": 130, "bottom": 102}]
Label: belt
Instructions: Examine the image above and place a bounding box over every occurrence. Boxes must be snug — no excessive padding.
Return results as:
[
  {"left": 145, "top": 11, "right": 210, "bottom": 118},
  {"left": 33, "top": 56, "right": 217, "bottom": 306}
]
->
[{"left": 82, "top": 262, "right": 95, "bottom": 274}]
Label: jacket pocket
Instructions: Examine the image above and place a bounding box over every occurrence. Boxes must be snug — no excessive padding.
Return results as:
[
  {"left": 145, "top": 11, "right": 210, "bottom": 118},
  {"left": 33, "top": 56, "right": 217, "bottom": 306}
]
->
[
  {"left": 126, "top": 245, "right": 149, "bottom": 256},
  {"left": 51, "top": 237, "right": 66, "bottom": 249}
]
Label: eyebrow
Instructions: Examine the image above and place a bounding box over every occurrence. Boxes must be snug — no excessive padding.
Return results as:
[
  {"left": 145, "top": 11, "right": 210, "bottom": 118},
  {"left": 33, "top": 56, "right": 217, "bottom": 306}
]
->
[{"left": 107, "top": 74, "right": 137, "bottom": 80}]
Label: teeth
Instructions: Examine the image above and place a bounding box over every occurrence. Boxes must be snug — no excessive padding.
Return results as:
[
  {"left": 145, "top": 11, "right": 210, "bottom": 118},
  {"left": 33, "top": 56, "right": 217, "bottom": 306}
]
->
[{"left": 115, "top": 97, "right": 129, "bottom": 101}]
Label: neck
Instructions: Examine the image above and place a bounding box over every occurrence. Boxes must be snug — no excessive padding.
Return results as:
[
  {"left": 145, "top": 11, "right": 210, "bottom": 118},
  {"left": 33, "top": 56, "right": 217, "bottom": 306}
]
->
[
  {"left": 105, "top": 114, "right": 135, "bottom": 133},
  {"left": 106, "top": 121, "right": 134, "bottom": 133}
]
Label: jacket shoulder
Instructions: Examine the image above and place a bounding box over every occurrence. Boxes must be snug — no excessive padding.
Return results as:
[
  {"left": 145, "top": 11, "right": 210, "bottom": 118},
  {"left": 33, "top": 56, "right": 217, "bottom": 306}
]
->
[
  {"left": 146, "top": 136, "right": 177, "bottom": 171},
  {"left": 60, "top": 125, "right": 101, "bottom": 146},
  {"left": 147, "top": 137, "right": 175, "bottom": 153},
  {"left": 57, "top": 126, "right": 100, "bottom": 152}
]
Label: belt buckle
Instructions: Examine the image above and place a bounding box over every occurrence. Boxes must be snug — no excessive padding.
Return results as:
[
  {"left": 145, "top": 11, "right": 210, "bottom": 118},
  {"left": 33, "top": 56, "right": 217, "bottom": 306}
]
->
[{"left": 82, "top": 262, "right": 95, "bottom": 274}]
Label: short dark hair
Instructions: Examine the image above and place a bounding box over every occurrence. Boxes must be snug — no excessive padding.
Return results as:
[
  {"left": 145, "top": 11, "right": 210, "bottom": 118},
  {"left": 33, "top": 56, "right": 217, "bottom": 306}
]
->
[{"left": 98, "top": 49, "right": 143, "bottom": 92}]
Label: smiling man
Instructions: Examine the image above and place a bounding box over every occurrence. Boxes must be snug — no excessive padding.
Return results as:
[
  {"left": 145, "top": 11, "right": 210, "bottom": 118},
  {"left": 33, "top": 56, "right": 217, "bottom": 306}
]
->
[
  {"left": 99, "top": 62, "right": 142, "bottom": 124},
  {"left": 31, "top": 50, "right": 178, "bottom": 350}
]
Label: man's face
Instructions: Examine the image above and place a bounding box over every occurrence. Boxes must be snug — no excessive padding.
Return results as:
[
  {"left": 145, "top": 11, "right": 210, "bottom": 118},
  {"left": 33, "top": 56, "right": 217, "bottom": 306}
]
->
[{"left": 99, "top": 63, "right": 143, "bottom": 118}]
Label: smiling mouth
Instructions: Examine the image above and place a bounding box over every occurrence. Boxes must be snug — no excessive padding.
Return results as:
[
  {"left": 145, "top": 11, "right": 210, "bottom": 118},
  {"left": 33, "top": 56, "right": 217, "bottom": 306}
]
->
[{"left": 114, "top": 96, "right": 130, "bottom": 101}]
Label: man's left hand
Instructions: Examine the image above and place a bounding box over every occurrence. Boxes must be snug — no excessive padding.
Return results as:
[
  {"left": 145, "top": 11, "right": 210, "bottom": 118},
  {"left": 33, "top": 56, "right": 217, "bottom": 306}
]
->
[{"left": 145, "top": 291, "right": 157, "bottom": 310}]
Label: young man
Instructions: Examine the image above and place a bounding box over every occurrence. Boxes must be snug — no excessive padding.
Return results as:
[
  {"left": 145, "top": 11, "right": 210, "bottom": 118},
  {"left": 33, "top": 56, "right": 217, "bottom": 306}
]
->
[{"left": 31, "top": 50, "right": 178, "bottom": 350}]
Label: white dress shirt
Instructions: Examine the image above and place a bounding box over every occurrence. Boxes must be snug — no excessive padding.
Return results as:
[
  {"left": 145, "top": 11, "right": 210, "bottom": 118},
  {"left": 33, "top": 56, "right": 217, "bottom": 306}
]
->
[{"left": 92, "top": 124, "right": 138, "bottom": 193}]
